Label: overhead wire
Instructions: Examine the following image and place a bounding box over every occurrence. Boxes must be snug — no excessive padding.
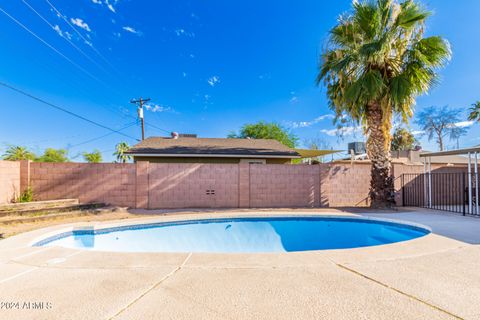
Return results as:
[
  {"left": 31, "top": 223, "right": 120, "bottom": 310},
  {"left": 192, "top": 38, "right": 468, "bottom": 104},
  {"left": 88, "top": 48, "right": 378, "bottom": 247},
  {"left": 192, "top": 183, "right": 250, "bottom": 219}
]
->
[
  {"left": 67, "top": 121, "right": 137, "bottom": 149},
  {"left": 0, "top": 81, "right": 139, "bottom": 141},
  {"left": 44, "top": 0, "right": 120, "bottom": 74},
  {"left": 0, "top": 6, "right": 106, "bottom": 86},
  {"left": 3, "top": 3, "right": 173, "bottom": 137},
  {"left": 21, "top": 0, "right": 111, "bottom": 77}
]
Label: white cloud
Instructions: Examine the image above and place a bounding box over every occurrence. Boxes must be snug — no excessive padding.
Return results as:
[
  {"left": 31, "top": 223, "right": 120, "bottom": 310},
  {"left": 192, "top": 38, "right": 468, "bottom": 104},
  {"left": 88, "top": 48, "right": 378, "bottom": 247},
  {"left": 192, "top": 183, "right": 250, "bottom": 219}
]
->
[
  {"left": 289, "top": 114, "right": 335, "bottom": 129},
  {"left": 289, "top": 96, "right": 298, "bottom": 104},
  {"left": 52, "top": 25, "right": 72, "bottom": 40},
  {"left": 321, "top": 126, "right": 362, "bottom": 137},
  {"left": 453, "top": 120, "right": 475, "bottom": 128},
  {"left": 411, "top": 130, "right": 425, "bottom": 135},
  {"left": 207, "top": 75, "right": 220, "bottom": 87},
  {"left": 122, "top": 26, "right": 142, "bottom": 35},
  {"left": 174, "top": 28, "right": 195, "bottom": 38},
  {"left": 70, "top": 18, "right": 91, "bottom": 32},
  {"left": 145, "top": 104, "right": 172, "bottom": 113},
  {"left": 106, "top": 0, "right": 116, "bottom": 13},
  {"left": 91, "top": 0, "right": 116, "bottom": 13}
]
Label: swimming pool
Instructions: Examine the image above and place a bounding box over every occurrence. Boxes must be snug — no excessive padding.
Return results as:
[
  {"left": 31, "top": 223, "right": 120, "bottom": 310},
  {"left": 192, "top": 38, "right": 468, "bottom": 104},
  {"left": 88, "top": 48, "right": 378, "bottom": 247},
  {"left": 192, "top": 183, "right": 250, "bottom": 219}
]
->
[{"left": 35, "top": 217, "right": 429, "bottom": 253}]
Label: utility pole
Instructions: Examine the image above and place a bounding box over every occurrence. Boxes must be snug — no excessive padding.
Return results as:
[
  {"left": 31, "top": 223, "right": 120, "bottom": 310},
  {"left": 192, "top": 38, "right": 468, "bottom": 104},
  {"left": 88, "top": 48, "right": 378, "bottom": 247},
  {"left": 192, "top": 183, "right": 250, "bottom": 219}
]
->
[{"left": 130, "top": 97, "right": 150, "bottom": 140}]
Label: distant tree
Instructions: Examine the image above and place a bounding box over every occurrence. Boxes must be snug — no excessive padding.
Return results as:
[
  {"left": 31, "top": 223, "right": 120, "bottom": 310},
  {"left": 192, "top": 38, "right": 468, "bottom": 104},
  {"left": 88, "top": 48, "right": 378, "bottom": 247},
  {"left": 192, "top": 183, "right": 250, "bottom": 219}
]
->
[
  {"left": 415, "top": 106, "right": 468, "bottom": 151},
  {"left": 228, "top": 121, "right": 298, "bottom": 148},
  {"left": 2, "top": 146, "right": 35, "bottom": 161},
  {"left": 36, "top": 148, "right": 69, "bottom": 162},
  {"left": 302, "top": 136, "right": 332, "bottom": 163},
  {"left": 391, "top": 128, "right": 418, "bottom": 151},
  {"left": 468, "top": 101, "right": 480, "bottom": 122},
  {"left": 83, "top": 150, "right": 103, "bottom": 163},
  {"left": 113, "top": 142, "right": 131, "bottom": 163}
]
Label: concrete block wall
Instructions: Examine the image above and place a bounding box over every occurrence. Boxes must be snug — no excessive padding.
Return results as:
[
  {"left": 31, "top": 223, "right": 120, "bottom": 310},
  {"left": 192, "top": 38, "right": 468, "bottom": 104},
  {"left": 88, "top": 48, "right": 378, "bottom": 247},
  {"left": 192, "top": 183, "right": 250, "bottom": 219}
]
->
[
  {"left": 249, "top": 165, "right": 320, "bottom": 208},
  {"left": 13, "top": 160, "right": 455, "bottom": 209},
  {"left": 148, "top": 163, "right": 239, "bottom": 208},
  {"left": 320, "top": 162, "right": 372, "bottom": 207},
  {"left": 29, "top": 162, "right": 136, "bottom": 207},
  {"left": 0, "top": 161, "right": 20, "bottom": 204}
]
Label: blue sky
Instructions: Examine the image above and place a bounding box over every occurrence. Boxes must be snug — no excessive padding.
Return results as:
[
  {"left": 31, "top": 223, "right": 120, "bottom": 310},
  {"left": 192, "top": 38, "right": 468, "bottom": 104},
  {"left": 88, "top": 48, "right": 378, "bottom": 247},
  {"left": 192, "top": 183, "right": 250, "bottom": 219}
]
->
[{"left": 0, "top": 0, "right": 479, "bottom": 161}]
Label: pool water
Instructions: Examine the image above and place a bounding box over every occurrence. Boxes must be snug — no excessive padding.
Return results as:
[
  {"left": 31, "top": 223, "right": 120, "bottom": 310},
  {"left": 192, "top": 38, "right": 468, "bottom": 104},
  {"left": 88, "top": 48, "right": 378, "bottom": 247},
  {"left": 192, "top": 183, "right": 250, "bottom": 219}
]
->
[{"left": 37, "top": 217, "right": 429, "bottom": 253}]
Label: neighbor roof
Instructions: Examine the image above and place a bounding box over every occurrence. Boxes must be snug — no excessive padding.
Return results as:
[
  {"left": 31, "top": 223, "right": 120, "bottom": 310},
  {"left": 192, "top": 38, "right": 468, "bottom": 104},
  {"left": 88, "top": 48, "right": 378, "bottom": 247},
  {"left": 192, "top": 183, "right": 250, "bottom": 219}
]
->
[{"left": 125, "top": 137, "right": 301, "bottom": 158}]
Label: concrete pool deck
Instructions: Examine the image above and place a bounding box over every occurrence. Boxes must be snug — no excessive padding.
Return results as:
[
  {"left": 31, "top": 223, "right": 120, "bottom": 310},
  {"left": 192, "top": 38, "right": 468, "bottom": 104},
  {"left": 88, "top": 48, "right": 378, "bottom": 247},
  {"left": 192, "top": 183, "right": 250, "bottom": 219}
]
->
[{"left": 0, "top": 208, "right": 479, "bottom": 319}]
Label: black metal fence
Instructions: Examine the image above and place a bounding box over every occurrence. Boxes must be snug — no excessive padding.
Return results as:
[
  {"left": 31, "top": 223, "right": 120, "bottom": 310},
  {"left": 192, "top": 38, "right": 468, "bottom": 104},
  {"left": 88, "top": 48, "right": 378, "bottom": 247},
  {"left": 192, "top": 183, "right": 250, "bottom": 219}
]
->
[{"left": 402, "top": 173, "right": 478, "bottom": 215}]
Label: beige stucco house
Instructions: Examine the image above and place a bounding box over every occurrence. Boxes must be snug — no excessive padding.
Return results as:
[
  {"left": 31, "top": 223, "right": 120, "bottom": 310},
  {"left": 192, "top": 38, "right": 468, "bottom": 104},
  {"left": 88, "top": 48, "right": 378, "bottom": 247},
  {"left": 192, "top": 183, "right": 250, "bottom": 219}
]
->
[{"left": 125, "top": 136, "right": 301, "bottom": 164}]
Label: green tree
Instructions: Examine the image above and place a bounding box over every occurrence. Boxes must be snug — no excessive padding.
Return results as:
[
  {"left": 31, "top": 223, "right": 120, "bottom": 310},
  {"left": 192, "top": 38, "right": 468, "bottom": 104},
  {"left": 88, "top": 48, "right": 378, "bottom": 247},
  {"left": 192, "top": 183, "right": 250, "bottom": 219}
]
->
[
  {"left": 83, "top": 150, "right": 103, "bottom": 163},
  {"left": 391, "top": 127, "right": 417, "bottom": 151},
  {"left": 228, "top": 121, "right": 298, "bottom": 148},
  {"left": 36, "top": 148, "right": 69, "bottom": 162},
  {"left": 416, "top": 106, "right": 467, "bottom": 151},
  {"left": 468, "top": 101, "right": 480, "bottom": 122},
  {"left": 317, "top": 0, "right": 450, "bottom": 207},
  {"left": 1, "top": 145, "right": 35, "bottom": 161},
  {"left": 113, "top": 142, "right": 131, "bottom": 163}
]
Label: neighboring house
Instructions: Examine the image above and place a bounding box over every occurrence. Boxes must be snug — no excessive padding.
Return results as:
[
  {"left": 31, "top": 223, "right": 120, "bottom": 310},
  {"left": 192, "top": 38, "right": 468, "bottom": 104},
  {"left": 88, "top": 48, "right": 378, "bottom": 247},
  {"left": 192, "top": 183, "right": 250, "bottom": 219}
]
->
[{"left": 125, "top": 135, "right": 301, "bottom": 164}]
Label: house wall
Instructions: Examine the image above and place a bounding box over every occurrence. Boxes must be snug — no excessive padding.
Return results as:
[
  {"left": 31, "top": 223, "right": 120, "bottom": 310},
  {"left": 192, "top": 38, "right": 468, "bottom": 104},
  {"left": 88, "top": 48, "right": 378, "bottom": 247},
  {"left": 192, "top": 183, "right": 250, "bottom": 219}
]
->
[
  {"left": 0, "top": 161, "right": 21, "bottom": 204},
  {"left": 133, "top": 156, "right": 291, "bottom": 164}
]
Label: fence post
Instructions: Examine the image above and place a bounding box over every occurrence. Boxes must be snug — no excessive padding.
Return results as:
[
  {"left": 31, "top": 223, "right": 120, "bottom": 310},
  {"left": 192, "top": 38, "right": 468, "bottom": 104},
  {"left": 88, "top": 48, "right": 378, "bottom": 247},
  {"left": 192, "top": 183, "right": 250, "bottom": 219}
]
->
[
  {"left": 462, "top": 173, "right": 466, "bottom": 216},
  {"left": 135, "top": 161, "right": 149, "bottom": 209},
  {"left": 238, "top": 163, "right": 250, "bottom": 208},
  {"left": 401, "top": 174, "right": 405, "bottom": 206},
  {"left": 19, "top": 160, "right": 31, "bottom": 194}
]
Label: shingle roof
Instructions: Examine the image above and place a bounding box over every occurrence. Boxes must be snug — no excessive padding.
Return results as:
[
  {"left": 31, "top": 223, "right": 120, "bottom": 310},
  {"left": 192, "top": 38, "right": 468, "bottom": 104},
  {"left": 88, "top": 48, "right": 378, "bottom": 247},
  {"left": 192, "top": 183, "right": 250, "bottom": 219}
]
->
[{"left": 125, "top": 137, "right": 300, "bottom": 157}]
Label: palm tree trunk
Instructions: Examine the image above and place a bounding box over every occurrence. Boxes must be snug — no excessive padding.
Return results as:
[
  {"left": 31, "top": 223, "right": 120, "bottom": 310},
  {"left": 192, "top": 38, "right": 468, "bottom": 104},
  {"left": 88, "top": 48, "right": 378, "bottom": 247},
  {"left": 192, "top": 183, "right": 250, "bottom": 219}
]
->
[{"left": 366, "top": 102, "right": 395, "bottom": 208}]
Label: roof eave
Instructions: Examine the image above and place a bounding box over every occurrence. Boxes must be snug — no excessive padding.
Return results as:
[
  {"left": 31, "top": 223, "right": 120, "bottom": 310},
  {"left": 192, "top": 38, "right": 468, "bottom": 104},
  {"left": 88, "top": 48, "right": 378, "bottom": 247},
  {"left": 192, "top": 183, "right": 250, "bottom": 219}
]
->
[{"left": 127, "top": 153, "right": 300, "bottom": 159}]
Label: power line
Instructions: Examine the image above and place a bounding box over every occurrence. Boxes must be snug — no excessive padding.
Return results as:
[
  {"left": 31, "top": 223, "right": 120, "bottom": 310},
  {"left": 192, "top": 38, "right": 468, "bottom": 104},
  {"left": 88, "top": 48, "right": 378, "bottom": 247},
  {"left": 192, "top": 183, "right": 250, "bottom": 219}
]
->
[
  {"left": 1, "top": 5, "right": 172, "bottom": 137},
  {"left": 67, "top": 121, "right": 137, "bottom": 149},
  {"left": 0, "top": 6, "right": 105, "bottom": 85},
  {"left": 21, "top": 0, "right": 110, "bottom": 76},
  {"left": 0, "top": 81, "right": 139, "bottom": 141},
  {"left": 45, "top": 0, "right": 119, "bottom": 73}
]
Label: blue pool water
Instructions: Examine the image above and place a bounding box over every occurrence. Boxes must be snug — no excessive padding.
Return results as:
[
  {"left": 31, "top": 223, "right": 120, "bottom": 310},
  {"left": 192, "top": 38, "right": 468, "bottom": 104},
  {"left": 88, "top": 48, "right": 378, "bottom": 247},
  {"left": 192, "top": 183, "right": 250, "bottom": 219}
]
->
[{"left": 36, "top": 217, "right": 429, "bottom": 253}]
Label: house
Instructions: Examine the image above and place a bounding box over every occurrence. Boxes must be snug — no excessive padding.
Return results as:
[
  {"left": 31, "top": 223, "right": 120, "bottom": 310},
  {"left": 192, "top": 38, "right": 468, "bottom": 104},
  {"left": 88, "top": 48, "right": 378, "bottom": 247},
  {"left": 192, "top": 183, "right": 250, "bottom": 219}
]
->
[{"left": 125, "top": 134, "right": 301, "bottom": 164}]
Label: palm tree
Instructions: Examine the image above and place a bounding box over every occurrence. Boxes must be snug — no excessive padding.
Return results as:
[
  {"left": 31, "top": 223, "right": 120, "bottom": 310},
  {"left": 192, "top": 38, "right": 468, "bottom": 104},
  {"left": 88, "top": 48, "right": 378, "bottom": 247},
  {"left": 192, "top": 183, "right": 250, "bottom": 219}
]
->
[
  {"left": 2, "top": 145, "right": 35, "bottom": 161},
  {"left": 113, "top": 142, "right": 131, "bottom": 163},
  {"left": 468, "top": 101, "right": 480, "bottom": 122},
  {"left": 317, "top": 0, "right": 450, "bottom": 207}
]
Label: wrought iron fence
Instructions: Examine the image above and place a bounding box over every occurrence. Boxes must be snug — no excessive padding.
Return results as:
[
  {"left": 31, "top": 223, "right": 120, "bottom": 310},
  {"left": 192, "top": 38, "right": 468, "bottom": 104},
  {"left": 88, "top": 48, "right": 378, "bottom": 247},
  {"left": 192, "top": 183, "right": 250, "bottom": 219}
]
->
[{"left": 402, "top": 173, "right": 478, "bottom": 215}]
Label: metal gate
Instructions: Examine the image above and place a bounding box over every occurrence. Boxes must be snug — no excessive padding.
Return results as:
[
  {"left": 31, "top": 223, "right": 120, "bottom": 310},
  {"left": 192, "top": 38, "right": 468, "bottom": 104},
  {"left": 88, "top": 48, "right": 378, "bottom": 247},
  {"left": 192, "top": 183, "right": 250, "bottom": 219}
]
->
[{"left": 402, "top": 173, "right": 478, "bottom": 215}]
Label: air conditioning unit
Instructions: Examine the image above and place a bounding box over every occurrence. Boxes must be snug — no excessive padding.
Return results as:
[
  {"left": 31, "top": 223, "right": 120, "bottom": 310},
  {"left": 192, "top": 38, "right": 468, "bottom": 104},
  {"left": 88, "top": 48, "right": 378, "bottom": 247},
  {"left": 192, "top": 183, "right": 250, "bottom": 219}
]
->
[{"left": 348, "top": 142, "right": 366, "bottom": 155}]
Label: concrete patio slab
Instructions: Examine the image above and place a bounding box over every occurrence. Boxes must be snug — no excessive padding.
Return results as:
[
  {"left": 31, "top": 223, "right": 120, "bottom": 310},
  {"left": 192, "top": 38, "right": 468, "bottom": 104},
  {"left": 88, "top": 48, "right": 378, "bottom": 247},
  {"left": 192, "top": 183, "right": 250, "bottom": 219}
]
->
[
  {"left": 339, "top": 245, "right": 480, "bottom": 319},
  {"left": 0, "top": 209, "right": 477, "bottom": 319},
  {"left": 0, "top": 265, "right": 180, "bottom": 320},
  {"left": 114, "top": 263, "right": 456, "bottom": 320}
]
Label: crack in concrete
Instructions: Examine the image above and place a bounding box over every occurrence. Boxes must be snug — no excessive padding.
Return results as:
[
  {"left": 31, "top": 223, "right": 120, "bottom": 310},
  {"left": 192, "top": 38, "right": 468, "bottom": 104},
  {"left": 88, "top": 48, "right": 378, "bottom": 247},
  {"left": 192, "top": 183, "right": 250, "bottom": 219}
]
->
[
  {"left": 108, "top": 252, "right": 192, "bottom": 320},
  {"left": 335, "top": 263, "right": 464, "bottom": 320}
]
